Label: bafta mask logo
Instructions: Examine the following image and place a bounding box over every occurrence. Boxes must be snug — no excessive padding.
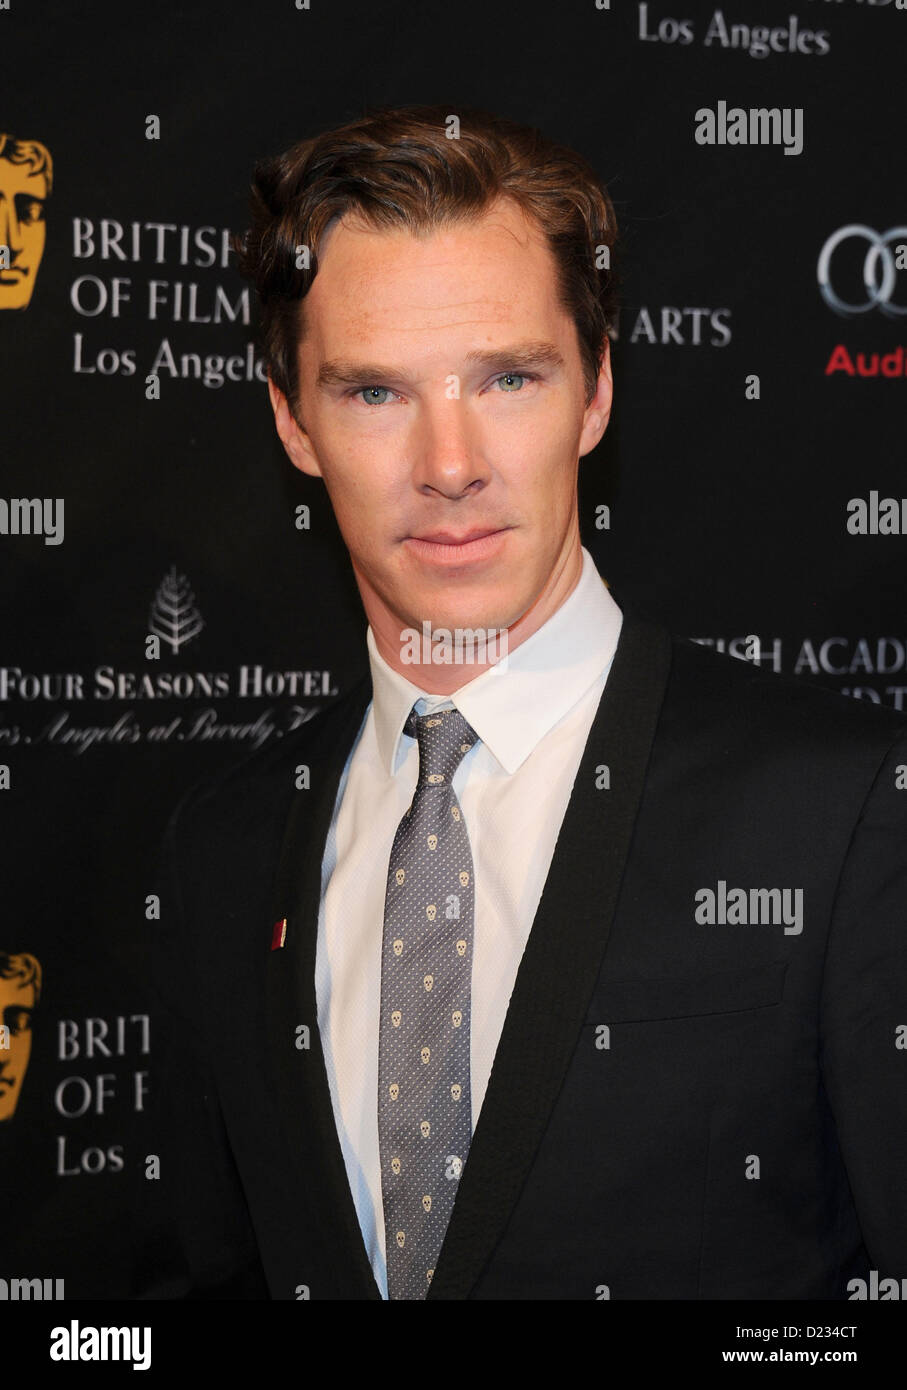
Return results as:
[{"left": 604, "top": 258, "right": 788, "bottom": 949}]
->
[
  {"left": 0, "top": 951, "right": 43, "bottom": 1121},
  {"left": 0, "top": 135, "right": 53, "bottom": 311}
]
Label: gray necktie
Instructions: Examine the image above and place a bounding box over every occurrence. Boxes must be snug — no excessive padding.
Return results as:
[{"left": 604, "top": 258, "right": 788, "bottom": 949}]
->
[{"left": 377, "top": 704, "right": 479, "bottom": 1300}]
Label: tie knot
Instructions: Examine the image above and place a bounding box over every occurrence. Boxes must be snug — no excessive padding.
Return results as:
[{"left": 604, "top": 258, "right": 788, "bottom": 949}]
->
[{"left": 404, "top": 706, "right": 479, "bottom": 786}]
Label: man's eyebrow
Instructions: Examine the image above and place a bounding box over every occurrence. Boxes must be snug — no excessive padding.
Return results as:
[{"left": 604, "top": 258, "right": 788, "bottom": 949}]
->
[
  {"left": 464, "top": 341, "right": 565, "bottom": 372},
  {"left": 316, "top": 340, "right": 566, "bottom": 389}
]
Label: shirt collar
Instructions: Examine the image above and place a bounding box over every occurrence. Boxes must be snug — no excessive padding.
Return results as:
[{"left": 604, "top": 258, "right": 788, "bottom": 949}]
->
[{"left": 368, "top": 547, "right": 623, "bottom": 776}]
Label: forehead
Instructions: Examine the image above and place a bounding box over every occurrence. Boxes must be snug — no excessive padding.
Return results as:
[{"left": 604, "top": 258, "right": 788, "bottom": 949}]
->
[
  {"left": 304, "top": 197, "right": 564, "bottom": 348},
  {"left": 0, "top": 162, "right": 47, "bottom": 199}
]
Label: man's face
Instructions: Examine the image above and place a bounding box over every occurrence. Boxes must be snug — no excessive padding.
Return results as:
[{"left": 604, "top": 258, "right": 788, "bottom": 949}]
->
[
  {"left": 269, "top": 197, "right": 611, "bottom": 647},
  {"left": 0, "top": 164, "right": 48, "bottom": 310},
  {"left": 0, "top": 976, "right": 36, "bottom": 1120}
]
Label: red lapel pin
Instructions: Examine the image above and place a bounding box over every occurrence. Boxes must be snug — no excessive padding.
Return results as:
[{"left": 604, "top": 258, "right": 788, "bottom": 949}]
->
[{"left": 271, "top": 917, "right": 288, "bottom": 951}]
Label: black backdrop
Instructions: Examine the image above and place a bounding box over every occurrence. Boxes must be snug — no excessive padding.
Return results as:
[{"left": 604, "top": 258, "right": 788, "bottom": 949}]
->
[{"left": 2, "top": 0, "right": 905, "bottom": 1300}]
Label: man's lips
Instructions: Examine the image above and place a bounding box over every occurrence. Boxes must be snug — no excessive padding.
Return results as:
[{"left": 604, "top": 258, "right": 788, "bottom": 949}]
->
[
  {"left": 410, "top": 528, "right": 503, "bottom": 545},
  {"left": 403, "top": 527, "right": 511, "bottom": 566}
]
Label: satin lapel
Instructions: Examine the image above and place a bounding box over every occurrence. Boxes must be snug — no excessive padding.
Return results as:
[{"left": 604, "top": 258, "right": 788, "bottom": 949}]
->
[
  {"left": 428, "top": 612, "right": 674, "bottom": 1299},
  {"left": 264, "top": 674, "right": 383, "bottom": 1299}
]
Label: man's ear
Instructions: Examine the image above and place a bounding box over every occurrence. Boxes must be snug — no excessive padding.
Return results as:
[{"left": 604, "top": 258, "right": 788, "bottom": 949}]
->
[
  {"left": 577, "top": 335, "right": 613, "bottom": 460},
  {"left": 267, "top": 375, "right": 324, "bottom": 479}
]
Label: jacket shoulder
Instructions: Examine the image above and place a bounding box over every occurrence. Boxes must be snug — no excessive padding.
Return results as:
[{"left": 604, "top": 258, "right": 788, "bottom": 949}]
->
[{"left": 665, "top": 630, "right": 907, "bottom": 751}]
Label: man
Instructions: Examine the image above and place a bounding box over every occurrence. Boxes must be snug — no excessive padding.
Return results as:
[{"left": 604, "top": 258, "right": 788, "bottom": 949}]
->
[
  {"left": 135, "top": 105, "right": 907, "bottom": 1301},
  {"left": 0, "top": 134, "right": 53, "bottom": 311}
]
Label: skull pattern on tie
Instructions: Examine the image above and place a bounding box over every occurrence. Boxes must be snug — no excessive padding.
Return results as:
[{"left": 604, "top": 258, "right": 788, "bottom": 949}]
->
[{"left": 377, "top": 705, "right": 479, "bottom": 1299}]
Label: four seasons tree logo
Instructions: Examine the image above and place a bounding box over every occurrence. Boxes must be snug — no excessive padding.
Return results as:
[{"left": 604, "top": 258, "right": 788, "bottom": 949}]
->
[{"left": 148, "top": 567, "right": 205, "bottom": 655}]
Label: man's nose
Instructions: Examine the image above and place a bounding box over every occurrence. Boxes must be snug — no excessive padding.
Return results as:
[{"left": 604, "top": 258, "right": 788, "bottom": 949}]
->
[{"left": 413, "top": 396, "right": 489, "bottom": 498}]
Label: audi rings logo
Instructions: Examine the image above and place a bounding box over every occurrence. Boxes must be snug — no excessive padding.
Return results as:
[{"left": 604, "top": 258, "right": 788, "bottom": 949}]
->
[{"left": 818, "top": 225, "right": 907, "bottom": 318}]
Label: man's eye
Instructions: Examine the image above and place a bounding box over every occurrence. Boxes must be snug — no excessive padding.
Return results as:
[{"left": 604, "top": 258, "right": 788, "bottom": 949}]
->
[
  {"left": 357, "top": 385, "right": 395, "bottom": 406},
  {"left": 492, "top": 372, "right": 529, "bottom": 392}
]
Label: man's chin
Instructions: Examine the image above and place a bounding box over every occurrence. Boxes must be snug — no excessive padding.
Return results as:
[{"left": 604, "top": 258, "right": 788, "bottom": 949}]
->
[{"left": 396, "top": 583, "right": 527, "bottom": 641}]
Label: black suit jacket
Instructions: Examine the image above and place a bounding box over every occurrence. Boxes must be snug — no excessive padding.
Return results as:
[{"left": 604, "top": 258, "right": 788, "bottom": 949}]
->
[{"left": 130, "top": 611, "right": 907, "bottom": 1299}]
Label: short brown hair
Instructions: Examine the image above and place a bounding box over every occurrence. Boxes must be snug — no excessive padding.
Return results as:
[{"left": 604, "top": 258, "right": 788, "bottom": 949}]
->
[{"left": 234, "top": 104, "right": 620, "bottom": 415}]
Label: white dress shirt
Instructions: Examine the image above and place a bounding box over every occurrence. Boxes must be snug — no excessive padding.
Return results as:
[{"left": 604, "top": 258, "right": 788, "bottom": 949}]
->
[{"left": 314, "top": 546, "right": 623, "bottom": 1297}]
